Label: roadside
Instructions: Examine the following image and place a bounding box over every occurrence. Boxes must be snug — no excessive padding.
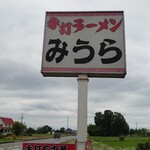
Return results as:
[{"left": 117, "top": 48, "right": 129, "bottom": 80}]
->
[
  {"left": 0, "top": 136, "right": 76, "bottom": 150},
  {"left": 0, "top": 133, "right": 73, "bottom": 144}
]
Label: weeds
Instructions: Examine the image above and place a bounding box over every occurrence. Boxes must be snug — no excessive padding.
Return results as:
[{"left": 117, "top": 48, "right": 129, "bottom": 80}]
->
[{"left": 92, "top": 142, "right": 135, "bottom": 150}]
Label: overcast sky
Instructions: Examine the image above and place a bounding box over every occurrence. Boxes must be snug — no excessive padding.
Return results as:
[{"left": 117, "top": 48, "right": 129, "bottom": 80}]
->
[{"left": 0, "top": 0, "right": 150, "bottom": 130}]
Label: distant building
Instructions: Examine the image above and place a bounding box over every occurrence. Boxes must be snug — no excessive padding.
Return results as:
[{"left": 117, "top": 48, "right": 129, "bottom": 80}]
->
[
  {"left": 0, "top": 117, "right": 14, "bottom": 134},
  {"left": 65, "top": 128, "right": 73, "bottom": 134},
  {"left": 65, "top": 128, "right": 77, "bottom": 136}
]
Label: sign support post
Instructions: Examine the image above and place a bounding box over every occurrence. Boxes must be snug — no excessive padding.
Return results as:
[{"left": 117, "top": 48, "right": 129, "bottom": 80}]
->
[{"left": 77, "top": 74, "right": 89, "bottom": 150}]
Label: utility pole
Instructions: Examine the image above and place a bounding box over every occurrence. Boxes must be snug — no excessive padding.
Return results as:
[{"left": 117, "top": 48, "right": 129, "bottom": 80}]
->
[
  {"left": 136, "top": 123, "right": 138, "bottom": 130},
  {"left": 67, "top": 117, "right": 69, "bottom": 129},
  {"left": 21, "top": 113, "right": 24, "bottom": 123}
]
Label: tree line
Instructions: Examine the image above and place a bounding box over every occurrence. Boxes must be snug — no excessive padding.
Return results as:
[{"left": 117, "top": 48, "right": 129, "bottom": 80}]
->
[
  {"left": 3, "top": 109, "right": 149, "bottom": 137},
  {"left": 11, "top": 122, "right": 66, "bottom": 136},
  {"left": 12, "top": 109, "right": 130, "bottom": 136}
]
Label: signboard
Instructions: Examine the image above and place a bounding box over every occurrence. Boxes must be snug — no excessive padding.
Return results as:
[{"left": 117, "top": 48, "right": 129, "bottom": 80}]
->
[
  {"left": 22, "top": 143, "right": 76, "bottom": 150},
  {"left": 85, "top": 141, "right": 92, "bottom": 150},
  {"left": 41, "top": 11, "right": 126, "bottom": 78}
]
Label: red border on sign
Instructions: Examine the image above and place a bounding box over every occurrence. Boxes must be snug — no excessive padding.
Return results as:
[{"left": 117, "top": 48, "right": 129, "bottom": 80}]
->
[
  {"left": 46, "top": 11, "right": 123, "bottom": 17},
  {"left": 42, "top": 67, "right": 125, "bottom": 73}
]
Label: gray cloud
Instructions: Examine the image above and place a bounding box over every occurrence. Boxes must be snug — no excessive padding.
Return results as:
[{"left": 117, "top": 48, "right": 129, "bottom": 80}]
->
[{"left": 0, "top": 0, "right": 150, "bottom": 130}]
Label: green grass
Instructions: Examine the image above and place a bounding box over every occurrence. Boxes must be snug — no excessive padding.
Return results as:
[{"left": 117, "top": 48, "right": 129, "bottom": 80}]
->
[
  {"left": 0, "top": 134, "right": 52, "bottom": 143},
  {"left": 89, "top": 136, "right": 150, "bottom": 150},
  {"left": 1, "top": 134, "right": 150, "bottom": 150}
]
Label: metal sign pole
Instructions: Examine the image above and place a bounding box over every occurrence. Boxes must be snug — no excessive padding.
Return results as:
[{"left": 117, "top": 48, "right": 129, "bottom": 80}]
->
[{"left": 77, "top": 74, "right": 89, "bottom": 150}]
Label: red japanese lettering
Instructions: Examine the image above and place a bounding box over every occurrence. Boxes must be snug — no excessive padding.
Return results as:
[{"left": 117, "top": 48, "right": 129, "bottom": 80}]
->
[
  {"left": 109, "top": 19, "right": 123, "bottom": 32},
  {"left": 59, "top": 22, "right": 72, "bottom": 35},
  {"left": 96, "top": 19, "right": 109, "bottom": 32},
  {"left": 47, "top": 17, "right": 123, "bottom": 35},
  {"left": 72, "top": 19, "right": 85, "bottom": 33},
  {"left": 47, "top": 17, "right": 60, "bottom": 30},
  {"left": 86, "top": 23, "right": 97, "bottom": 28}
]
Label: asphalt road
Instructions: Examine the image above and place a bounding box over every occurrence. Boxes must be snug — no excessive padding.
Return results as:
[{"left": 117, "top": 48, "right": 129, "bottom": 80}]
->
[{"left": 0, "top": 136, "right": 76, "bottom": 150}]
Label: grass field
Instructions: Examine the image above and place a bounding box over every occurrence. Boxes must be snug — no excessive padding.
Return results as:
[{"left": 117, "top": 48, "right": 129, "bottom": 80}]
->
[
  {"left": 90, "top": 136, "right": 150, "bottom": 150},
  {"left": 0, "top": 134, "right": 54, "bottom": 143},
  {"left": 1, "top": 134, "right": 150, "bottom": 150}
]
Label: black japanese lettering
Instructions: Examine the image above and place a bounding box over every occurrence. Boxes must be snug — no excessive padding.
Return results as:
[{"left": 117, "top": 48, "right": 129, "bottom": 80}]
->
[
  {"left": 46, "top": 39, "right": 68, "bottom": 63},
  {"left": 73, "top": 39, "right": 95, "bottom": 64},
  {"left": 43, "top": 145, "right": 50, "bottom": 150},
  {"left": 51, "top": 145, "right": 58, "bottom": 150},
  {"left": 25, "top": 145, "right": 32, "bottom": 150},
  {"left": 34, "top": 145, "right": 42, "bottom": 150},
  {"left": 60, "top": 145, "right": 67, "bottom": 150},
  {"left": 99, "top": 39, "right": 122, "bottom": 64}
]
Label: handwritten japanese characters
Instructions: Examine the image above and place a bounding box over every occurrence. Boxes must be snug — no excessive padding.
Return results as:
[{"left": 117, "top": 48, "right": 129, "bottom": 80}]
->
[{"left": 47, "top": 17, "right": 123, "bottom": 35}]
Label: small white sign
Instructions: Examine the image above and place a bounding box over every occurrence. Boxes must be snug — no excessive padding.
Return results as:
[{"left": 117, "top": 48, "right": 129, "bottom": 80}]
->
[{"left": 41, "top": 11, "right": 126, "bottom": 78}]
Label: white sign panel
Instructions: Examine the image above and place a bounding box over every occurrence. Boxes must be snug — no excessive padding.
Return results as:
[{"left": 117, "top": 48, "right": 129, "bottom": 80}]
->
[{"left": 41, "top": 11, "right": 126, "bottom": 78}]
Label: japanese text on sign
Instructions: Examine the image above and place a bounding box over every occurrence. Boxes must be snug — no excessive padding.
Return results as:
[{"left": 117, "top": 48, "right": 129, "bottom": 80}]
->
[
  {"left": 47, "top": 17, "right": 123, "bottom": 35},
  {"left": 46, "top": 38, "right": 122, "bottom": 64},
  {"left": 22, "top": 143, "right": 76, "bottom": 150},
  {"left": 41, "top": 11, "right": 126, "bottom": 78}
]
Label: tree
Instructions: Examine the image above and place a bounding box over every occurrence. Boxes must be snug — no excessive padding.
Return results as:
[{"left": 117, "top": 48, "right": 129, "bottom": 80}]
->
[
  {"left": 94, "top": 112, "right": 104, "bottom": 127},
  {"left": 130, "top": 129, "right": 135, "bottom": 135},
  {"left": 36, "top": 125, "right": 52, "bottom": 134},
  {"left": 93, "top": 110, "right": 129, "bottom": 136},
  {"left": 88, "top": 124, "right": 97, "bottom": 136},
  {"left": 26, "top": 127, "right": 36, "bottom": 135},
  {"left": 139, "top": 128, "right": 149, "bottom": 137},
  {"left": 60, "top": 127, "right": 65, "bottom": 133},
  {"left": 111, "top": 112, "right": 129, "bottom": 136},
  {"left": 12, "top": 121, "right": 26, "bottom": 136},
  {"left": 103, "top": 110, "right": 114, "bottom": 136}
]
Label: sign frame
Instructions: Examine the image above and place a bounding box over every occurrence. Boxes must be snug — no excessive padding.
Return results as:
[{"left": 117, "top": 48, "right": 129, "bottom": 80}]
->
[{"left": 41, "top": 11, "right": 126, "bottom": 78}]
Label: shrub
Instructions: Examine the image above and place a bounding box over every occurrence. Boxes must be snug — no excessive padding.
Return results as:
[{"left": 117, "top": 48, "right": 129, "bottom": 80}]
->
[
  {"left": 118, "top": 135, "right": 125, "bottom": 141},
  {"left": 12, "top": 135, "right": 17, "bottom": 140},
  {"left": 0, "top": 134, "right": 4, "bottom": 139},
  {"left": 136, "top": 141, "right": 150, "bottom": 150}
]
